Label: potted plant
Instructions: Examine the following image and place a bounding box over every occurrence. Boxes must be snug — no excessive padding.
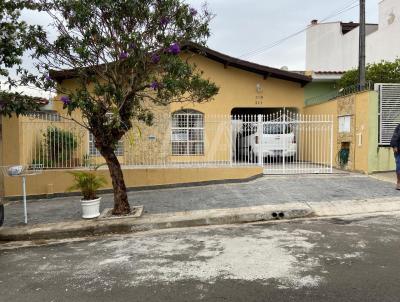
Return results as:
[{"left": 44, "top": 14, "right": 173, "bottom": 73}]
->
[{"left": 67, "top": 171, "right": 107, "bottom": 219}]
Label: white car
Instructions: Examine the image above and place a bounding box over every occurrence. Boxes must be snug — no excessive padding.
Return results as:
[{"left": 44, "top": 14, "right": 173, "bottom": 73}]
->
[{"left": 237, "top": 123, "right": 297, "bottom": 160}]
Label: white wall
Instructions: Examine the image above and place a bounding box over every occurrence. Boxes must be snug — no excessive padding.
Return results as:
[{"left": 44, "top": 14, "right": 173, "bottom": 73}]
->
[
  {"left": 306, "top": 0, "right": 400, "bottom": 71},
  {"left": 367, "top": 0, "right": 400, "bottom": 65}
]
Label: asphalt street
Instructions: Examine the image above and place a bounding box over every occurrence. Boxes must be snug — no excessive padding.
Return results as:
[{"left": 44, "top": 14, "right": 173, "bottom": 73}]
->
[{"left": 1, "top": 213, "right": 400, "bottom": 302}]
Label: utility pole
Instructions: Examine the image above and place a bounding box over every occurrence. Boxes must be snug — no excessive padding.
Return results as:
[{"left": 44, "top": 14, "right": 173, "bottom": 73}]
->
[{"left": 358, "top": 0, "right": 366, "bottom": 90}]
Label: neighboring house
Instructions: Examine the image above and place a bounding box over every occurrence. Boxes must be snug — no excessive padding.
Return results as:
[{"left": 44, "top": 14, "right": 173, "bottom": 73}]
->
[
  {"left": 303, "top": 0, "right": 400, "bottom": 175},
  {"left": 304, "top": 71, "right": 344, "bottom": 106},
  {"left": 306, "top": 0, "right": 400, "bottom": 72}
]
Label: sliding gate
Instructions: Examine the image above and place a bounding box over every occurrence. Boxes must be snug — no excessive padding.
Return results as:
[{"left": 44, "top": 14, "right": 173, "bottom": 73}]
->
[{"left": 232, "top": 112, "right": 333, "bottom": 174}]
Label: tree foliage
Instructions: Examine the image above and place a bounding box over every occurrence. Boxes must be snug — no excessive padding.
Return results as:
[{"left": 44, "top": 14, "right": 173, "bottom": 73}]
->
[
  {"left": 32, "top": 0, "right": 218, "bottom": 145},
  {"left": 338, "top": 59, "right": 400, "bottom": 88},
  {"left": 0, "top": 90, "right": 44, "bottom": 116},
  {"left": 27, "top": 0, "right": 219, "bottom": 214},
  {"left": 0, "top": 0, "right": 46, "bottom": 115}
]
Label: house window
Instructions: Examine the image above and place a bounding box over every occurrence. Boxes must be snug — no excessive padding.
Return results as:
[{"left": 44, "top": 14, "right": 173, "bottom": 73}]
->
[
  {"left": 88, "top": 133, "right": 124, "bottom": 156},
  {"left": 171, "top": 110, "right": 204, "bottom": 155}
]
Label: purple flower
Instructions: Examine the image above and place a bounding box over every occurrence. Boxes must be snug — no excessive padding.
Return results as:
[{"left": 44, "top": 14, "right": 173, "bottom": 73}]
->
[
  {"left": 119, "top": 51, "right": 128, "bottom": 60},
  {"left": 168, "top": 42, "right": 181, "bottom": 55},
  {"left": 60, "top": 96, "right": 71, "bottom": 105},
  {"left": 190, "top": 8, "right": 198, "bottom": 16},
  {"left": 150, "top": 81, "right": 159, "bottom": 90},
  {"left": 151, "top": 53, "right": 160, "bottom": 64},
  {"left": 45, "top": 74, "right": 52, "bottom": 81},
  {"left": 160, "top": 16, "right": 170, "bottom": 26}
]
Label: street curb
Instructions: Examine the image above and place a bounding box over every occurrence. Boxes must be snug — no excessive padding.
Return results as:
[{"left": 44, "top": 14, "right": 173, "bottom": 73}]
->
[
  {"left": 0, "top": 203, "right": 312, "bottom": 242},
  {"left": 2, "top": 197, "right": 400, "bottom": 242},
  {"left": 309, "top": 197, "right": 400, "bottom": 217}
]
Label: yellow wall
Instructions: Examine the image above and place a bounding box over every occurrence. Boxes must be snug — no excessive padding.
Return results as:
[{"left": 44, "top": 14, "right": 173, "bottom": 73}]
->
[
  {"left": 170, "top": 54, "right": 305, "bottom": 114},
  {"left": 167, "top": 54, "right": 305, "bottom": 163},
  {"left": 50, "top": 52, "right": 306, "bottom": 166},
  {"left": 1, "top": 52, "right": 305, "bottom": 198},
  {"left": 303, "top": 91, "right": 385, "bottom": 174},
  {"left": 3, "top": 166, "right": 262, "bottom": 198},
  {"left": 303, "top": 99, "right": 338, "bottom": 167},
  {"left": 353, "top": 92, "right": 370, "bottom": 173}
]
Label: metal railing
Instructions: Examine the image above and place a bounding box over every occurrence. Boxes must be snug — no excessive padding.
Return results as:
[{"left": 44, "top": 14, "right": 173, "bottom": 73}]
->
[
  {"left": 19, "top": 111, "right": 333, "bottom": 174},
  {"left": 305, "top": 81, "right": 374, "bottom": 107}
]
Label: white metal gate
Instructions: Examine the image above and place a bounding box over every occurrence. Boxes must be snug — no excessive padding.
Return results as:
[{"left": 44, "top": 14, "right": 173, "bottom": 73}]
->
[{"left": 232, "top": 112, "right": 333, "bottom": 174}]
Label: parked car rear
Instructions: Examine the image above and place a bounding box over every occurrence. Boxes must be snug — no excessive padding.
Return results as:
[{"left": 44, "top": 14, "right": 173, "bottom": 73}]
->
[{"left": 238, "top": 122, "right": 297, "bottom": 160}]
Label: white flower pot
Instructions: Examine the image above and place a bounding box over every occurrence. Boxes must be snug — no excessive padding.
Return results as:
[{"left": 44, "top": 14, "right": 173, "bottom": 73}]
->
[{"left": 81, "top": 197, "right": 101, "bottom": 219}]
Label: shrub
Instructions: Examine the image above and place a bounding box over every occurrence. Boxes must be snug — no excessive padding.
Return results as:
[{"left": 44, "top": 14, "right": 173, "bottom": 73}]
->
[
  {"left": 67, "top": 171, "right": 107, "bottom": 200},
  {"left": 338, "top": 59, "right": 400, "bottom": 88},
  {"left": 32, "top": 127, "right": 78, "bottom": 168}
]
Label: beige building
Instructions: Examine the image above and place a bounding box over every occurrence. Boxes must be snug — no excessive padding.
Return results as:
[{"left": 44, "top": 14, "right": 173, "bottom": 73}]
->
[{"left": 2, "top": 44, "right": 363, "bottom": 199}]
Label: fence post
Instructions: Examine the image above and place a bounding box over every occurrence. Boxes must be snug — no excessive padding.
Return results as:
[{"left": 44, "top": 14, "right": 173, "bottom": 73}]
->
[
  {"left": 282, "top": 111, "right": 286, "bottom": 174},
  {"left": 229, "top": 115, "right": 233, "bottom": 166},
  {"left": 257, "top": 114, "right": 263, "bottom": 167},
  {"left": 330, "top": 115, "right": 334, "bottom": 173}
]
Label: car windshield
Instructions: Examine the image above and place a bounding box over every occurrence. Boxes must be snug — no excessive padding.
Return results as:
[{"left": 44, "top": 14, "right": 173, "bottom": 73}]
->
[{"left": 263, "top": 124, "right": 292, "bottom": 134}]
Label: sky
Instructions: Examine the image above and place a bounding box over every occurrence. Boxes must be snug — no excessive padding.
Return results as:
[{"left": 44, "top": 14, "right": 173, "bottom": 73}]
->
[
  {"left": 14, "top": 0, "right": 381, "bottom": 97},
  {"left": 187, "top": 0, "right": 380, "bottom": 69}
]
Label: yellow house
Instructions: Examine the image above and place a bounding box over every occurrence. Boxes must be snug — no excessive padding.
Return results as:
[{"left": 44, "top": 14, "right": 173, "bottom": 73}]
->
[{"left": 1, "top": 44, "right": 313, "bottom": 199}]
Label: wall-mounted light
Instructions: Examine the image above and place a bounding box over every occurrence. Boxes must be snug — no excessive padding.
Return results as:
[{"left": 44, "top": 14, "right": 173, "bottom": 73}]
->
[{"left": 256, "top": 83, "right": 263, "bottom": 93}]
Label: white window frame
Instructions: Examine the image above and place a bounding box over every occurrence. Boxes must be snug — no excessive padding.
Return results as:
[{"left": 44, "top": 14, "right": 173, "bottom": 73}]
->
[{"left": 171, "top": 110, "right": 204, "bottom": 156}]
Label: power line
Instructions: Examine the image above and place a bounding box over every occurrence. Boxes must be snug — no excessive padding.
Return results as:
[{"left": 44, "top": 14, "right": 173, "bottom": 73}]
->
[
  {"left": 320, "top": 0, "right": 359, "bottom": 22},
  {"left": 239, "top": 0, "right": 360, "bottom": 60}
]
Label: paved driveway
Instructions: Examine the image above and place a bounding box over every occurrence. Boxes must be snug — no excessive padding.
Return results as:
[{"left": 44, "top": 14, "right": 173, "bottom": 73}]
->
[{"left": 3, "top": 174, "right": 399, "bottom": 227}]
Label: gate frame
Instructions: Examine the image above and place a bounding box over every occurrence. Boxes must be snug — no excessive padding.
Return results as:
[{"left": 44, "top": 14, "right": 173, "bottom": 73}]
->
[{"left": 258, "top": 112, "right": 334, "bottom": 175}]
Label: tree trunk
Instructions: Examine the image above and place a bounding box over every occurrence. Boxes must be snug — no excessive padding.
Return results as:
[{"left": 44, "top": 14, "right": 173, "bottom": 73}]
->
[{"left": 100, "top": 147, "right": 130, "bottom": 215}]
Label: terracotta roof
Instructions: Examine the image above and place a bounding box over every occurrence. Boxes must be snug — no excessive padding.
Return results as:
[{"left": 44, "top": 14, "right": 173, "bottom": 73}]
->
[
  {"left": 33, "top": 97, "right": 50, "bottom": 105},
  {"left": 314, "top": 71, "right": 345, "bottom": 74},
  {"left": 0, "top": 94, "right": 49, "bottom": 105},
  {"left": 50, "top": 43, "right": 311, "bottom": 86},
  {"left": 183, "top": 43, "right": 311, "bottom": 86}
]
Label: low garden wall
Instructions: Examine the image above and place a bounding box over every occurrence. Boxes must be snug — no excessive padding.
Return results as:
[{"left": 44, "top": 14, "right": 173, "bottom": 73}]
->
[{"left": 3, "top": 166, "right": 263, "bottom": 200}]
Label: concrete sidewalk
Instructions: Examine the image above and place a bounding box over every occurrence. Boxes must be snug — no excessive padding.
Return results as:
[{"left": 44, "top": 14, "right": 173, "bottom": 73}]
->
[
  {"left": 3, "top": 174, "right": 400, "bottom": 227},
  {"left": 369, "top": 171, "right": 397, "bottom": 184},
  {"left": 2, "top": 196, "right": 400, "bottom": 242}
]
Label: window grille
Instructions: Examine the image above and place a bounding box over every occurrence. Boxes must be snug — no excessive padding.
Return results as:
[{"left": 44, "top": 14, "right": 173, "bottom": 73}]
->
[{"left": 171, "top": 110, "right": 204, "bottom": 155}]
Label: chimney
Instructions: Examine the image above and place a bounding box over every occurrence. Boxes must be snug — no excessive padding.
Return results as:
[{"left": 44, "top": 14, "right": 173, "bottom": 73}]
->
[{"left": 311, "top": 19, "right": 318, "bottom": 25}]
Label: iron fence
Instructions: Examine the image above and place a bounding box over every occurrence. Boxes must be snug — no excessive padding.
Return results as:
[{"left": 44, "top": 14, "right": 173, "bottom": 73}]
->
[{"left": 19, "top": 111, "right": 333, "bottom": 174}]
